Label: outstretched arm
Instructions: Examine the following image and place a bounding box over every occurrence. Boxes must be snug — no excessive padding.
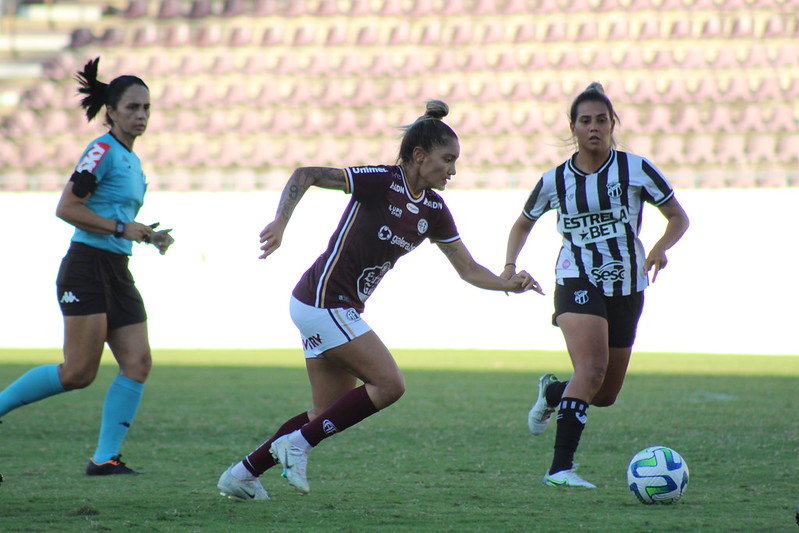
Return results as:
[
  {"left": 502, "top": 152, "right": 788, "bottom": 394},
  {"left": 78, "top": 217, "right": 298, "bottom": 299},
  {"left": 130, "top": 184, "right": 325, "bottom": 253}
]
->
[
  {"left": 437, "top": 239, "right": 542, "bottom": 294},
  {"left": 259, "top": 167, "right": 346, "bottom": 259},
  {"left": 645, "top": 196, "right": 690, "bottom": 281},
  {"left": 500, "top": 214, "right": 536, "bottom": 280}
]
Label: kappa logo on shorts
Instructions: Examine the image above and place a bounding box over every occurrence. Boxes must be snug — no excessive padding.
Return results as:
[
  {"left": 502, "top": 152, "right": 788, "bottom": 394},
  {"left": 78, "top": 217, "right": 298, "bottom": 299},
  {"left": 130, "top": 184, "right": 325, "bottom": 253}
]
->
[
  {"left": 60, "top": 291, "right": 80, "bottom": 304},
  {"left": 573, "top": 290, "right": 589, "bottom": 305}
]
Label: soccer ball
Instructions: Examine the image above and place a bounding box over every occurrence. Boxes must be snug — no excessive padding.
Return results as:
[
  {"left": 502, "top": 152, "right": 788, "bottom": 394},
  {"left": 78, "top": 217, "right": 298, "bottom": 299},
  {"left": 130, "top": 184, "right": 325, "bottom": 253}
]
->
[{"left": 627, "top": 446, "right": 689, "bottom": 504}]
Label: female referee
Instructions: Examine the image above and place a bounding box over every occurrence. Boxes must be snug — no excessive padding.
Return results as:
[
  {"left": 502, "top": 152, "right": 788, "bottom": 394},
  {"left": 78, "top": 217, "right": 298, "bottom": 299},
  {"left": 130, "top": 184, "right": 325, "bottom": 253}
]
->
[
  {"left": 502, "top": 83, "right": 689, "bottom": 488},
  {"left": 0, "top": 57, "right": 173, "bottom": 475},
  {"left": 217, "top": 100, "right": 542, "bottom": 499}
]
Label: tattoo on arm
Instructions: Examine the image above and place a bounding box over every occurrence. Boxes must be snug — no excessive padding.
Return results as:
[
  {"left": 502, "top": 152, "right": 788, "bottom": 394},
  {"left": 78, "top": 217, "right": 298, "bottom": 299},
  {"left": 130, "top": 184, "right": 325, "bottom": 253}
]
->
[{"left": 276, "top": 167, "right": 346, "bottom": 222}]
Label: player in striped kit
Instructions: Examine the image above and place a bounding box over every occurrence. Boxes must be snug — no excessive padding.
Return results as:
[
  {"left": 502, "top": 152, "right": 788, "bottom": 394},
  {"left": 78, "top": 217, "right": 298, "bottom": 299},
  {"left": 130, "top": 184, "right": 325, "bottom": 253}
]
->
[
  {"left": 217, "top": 100, "right": 541, "bottom": 500},
  {"left": 503, "top": 83, "right": 689, "bottom": 488}
]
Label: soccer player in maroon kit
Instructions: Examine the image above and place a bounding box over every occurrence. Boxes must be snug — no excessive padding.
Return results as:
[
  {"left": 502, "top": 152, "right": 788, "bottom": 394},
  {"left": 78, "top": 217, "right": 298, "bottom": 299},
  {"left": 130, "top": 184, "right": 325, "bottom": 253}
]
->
[{"left": 217, "top": 100, "right": 541, "bottom": 499}]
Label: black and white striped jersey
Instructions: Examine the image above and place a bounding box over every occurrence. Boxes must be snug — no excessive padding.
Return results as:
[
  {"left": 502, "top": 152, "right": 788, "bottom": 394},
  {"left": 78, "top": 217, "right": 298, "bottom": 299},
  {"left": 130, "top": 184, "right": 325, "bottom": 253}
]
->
[{"left": 522, "top": 149, "right": 674, "bottom": 297}]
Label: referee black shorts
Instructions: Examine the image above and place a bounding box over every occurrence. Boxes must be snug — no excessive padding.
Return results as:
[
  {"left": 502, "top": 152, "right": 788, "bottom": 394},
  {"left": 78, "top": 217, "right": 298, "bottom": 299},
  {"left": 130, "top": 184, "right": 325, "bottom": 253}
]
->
[
  {"left": 552, "top": 277, "right": 644, "bottom": 348},
  {"left": 56, "top": 242, "right": 147, "bottom": 330}
]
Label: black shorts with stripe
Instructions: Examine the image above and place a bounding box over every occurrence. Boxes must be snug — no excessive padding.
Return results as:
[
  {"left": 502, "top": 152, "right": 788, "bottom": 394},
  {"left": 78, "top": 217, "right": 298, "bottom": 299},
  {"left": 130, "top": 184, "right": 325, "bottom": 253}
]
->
[
  {"left": 552, "top": 277, "right": 644, "bottom": 348},
  {"left": 56, "top": 242, "right": 146, "bottom": 329}
]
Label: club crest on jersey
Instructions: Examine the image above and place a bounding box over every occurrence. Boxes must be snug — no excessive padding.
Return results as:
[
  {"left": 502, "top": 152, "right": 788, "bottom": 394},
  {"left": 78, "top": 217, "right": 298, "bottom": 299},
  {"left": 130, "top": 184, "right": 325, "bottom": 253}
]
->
[
  {"left": 574, "top": 290, "right": 589, "bottom": 305},
  {"left": 76, "top": 142, "right": 110, "bottom": 173},
  {"left": 357, "top": 262, "right": 392, "bottom": 301},
  {"left": 417, "top": 219, "right": 428, "bottom": 234},
  {"left": 607, "top": 182, "right": 623, "bottom": 199},
  {"left": 346, "top": 309, "right": 360, "bottom": 321},
  {"left": 406, "top": 202, "right": 419, "bottom": 214}
]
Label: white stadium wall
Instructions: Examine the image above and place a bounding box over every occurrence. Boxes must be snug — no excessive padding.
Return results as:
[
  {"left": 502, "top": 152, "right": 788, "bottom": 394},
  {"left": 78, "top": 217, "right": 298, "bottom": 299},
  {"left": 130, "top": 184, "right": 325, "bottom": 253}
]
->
[{"left": 1, "top": 188, "right": 796, "bottom": 356}]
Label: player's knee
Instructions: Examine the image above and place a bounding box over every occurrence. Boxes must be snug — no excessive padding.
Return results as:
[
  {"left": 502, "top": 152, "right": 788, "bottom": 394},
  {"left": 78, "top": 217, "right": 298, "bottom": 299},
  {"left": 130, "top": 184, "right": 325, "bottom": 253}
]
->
[
  {"left": 59, "top": 368, "right": 97, "bottom": 390},
  {"left": 376, "top": 375, "right": 405, "bottom": 408},
  {"left": 120, "top": 352, "right": 152, "bottom": 382},
  {"left": 591, "top": 395, "right": 618, "bottom": 407}
]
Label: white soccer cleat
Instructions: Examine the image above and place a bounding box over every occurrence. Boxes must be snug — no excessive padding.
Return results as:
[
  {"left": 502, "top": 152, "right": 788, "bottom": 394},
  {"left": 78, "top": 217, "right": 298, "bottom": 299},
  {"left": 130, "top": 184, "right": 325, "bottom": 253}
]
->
[
  {"left": 542, "top": 467, "right": 596, "bottom": 488},
  {"left": 528, "top": 373, "right": 559, "bottom": 435},
  {"left": 270, "top": 435, "right": 310, "bottom": 494},
  {"left": 217, "top": 464, "right": 270, "bottom": 500}
]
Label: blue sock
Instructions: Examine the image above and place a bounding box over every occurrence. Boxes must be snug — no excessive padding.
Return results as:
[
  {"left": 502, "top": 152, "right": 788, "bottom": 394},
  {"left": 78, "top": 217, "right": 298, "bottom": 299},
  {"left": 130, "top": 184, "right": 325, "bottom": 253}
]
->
[
  {"left": 0, "top": 364, "right": 65, "bottom": 418},
  {"left": 92, "top": 375, "right": 144, "bottom": 463}
]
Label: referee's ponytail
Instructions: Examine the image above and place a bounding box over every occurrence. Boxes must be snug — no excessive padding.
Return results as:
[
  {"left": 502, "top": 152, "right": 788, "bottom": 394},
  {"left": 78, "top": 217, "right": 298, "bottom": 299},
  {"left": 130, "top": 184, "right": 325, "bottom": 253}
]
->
[{"left": 75, "top": 57, "right": 148, "bottom": 127}]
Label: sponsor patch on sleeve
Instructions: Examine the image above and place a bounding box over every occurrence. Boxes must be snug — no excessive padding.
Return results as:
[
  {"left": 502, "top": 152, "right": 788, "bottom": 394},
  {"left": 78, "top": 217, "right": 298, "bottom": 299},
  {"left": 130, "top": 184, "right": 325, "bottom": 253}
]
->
[{"left": 76, "top": 142, "right": 111, "bottom": 173}]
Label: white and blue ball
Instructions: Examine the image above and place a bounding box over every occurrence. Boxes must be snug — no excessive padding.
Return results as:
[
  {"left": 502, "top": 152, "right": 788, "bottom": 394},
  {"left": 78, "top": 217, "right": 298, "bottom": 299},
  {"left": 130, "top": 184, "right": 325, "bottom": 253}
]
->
[{"left": 627, "top": 445, "right": 689, "bottom": 504}]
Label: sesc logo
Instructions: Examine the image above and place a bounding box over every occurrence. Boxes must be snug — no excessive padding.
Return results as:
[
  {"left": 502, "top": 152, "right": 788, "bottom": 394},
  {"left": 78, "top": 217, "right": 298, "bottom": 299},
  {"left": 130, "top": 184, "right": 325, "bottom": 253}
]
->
[{"left": 592, "top": 261, "right": 625, "bottom": 282}]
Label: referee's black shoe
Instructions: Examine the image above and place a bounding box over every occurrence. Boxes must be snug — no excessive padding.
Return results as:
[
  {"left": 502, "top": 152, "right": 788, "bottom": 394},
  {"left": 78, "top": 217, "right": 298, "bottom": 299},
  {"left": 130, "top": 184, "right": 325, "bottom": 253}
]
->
[{"left": 86, "top": 455, "right": 139, "bottom": 476}]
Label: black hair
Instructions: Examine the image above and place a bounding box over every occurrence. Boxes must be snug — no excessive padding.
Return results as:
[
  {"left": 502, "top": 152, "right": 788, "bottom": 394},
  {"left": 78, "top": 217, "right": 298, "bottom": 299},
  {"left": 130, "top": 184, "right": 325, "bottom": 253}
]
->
[
  {"left": 75, "top": 57, "right": 148, "bottom": 126},
  {"left": 397, "top": 100, "right": 458, "bottom": 164}
]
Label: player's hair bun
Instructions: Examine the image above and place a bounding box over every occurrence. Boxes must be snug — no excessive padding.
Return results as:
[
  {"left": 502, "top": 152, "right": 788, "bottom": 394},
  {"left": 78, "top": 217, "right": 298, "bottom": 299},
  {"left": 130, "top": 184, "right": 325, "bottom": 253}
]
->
[
  {"left": 586, "top": 81, "right": 605, "bottom": 94},
  {"left": 423, "top": 100, "right": 449, "bottom": 120}
]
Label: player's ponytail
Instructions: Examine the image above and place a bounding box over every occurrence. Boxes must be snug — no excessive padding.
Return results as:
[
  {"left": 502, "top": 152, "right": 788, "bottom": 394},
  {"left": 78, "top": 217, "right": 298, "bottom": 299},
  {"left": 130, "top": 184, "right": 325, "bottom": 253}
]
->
[
  {"left": 397, "top": 100, "right": 457, "bottom": 164},
  {"left": 75, "top": 57, "right": 148, "bottom": 126}
]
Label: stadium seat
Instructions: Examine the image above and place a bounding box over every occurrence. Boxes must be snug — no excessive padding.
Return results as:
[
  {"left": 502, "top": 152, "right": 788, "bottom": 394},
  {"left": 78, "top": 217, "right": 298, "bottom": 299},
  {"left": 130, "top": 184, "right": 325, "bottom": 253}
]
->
[
  {"left": 292, "top": 25, "right": 316, "bottom": 46},
  {"left": 776, "top": 133, "right": 799, "bottom": 162},
  {"left": 730, "top": 16, "right": 754, "bottom": 39},
  {"left": 606, "top": 19, "right": 629, "bottom": 40},
  {"left": 163, "top": 23, "right": 191, "bottom": 47},
  {"left": 668, "top": 19, "right": 692, "bottom": 39},
  {"left": 158, "top": 0, "right": 182, "bottom": 18},
  {"left": 221, "top": 0, "right": 246, "bottom": 17},
  {"left": 228, "top": 26, "right": 253, "bottom": 46},
  {"left": 378, "top": 0, "right": 405, "bottom": 16},
  {"left": 314, "top": 0, "right": 340, "bottom": 16},
  {"left": 69, "top": 28, "right": 94, "bottom": 48},
  {"left": 746, "top": 133, "right": 777, "bottom": 162},
  {"left": 195, "top": 25, "right": 222, "bottom": 47},
  {"left": 355, "top": 25, "right": 378, "bottom": 46},
  {"left": 636, "top": 18, "right": 660, "bottom": 39},
  {"left": 123, "top": 0, "right": 149, "bottom": 18},
  {"left": 187, "top": 0, "right": 213, "bottom": 18},
  {"left": 131, "top": 24, "right": 158, "bottom": 47},
  {"left": 253, "top": 0, "right": 279, "bottom": 16},
  {"left": 325, "top": 24, "right": 347, "bottom": 46},
  {"left": 347, "top": 0, "right": 372, "bottom": 16},
  {"left": 260, "top": 26, "right": 284, "bottom": 46},
  {"left": 283, "top": 0, "right": 309, "bottom": 16},
  {"left": 709, "top": 47, "right": 738, "bottom": 69},
  {"left": 715, "top": 133, "right": 746, "bottom": 163},
  {"left": 682, "top": 133, "right": 716, "bottom": 164},
  {"left": 98, "top": 27, "right": 124, "bottom": 47},
  {"left": 653, "top": 134, "right": 684, "bottom": 164},
  {"left": 672, "top": 105, "right": 704, "bottom": 133},
  {"left": 513, "top": 21, "right": 536, "bottom": 43},
  {"left": 407, "top": 0, "right": 434, "bottom": 16},
  {"left": 765, "top": 104, "right": 797, "bottom": 131},
  {"left": 738, "top": 105, "right": 765, "bottom": 132},
  {"left": 450, "top": 23, "right": 474, "bottom": 46}
]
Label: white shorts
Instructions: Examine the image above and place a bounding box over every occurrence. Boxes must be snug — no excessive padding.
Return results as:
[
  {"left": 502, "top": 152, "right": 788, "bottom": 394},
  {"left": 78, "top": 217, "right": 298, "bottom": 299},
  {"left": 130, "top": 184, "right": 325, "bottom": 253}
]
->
[{"left": 289, "top": 296, "right": 372, "bottom": 359}]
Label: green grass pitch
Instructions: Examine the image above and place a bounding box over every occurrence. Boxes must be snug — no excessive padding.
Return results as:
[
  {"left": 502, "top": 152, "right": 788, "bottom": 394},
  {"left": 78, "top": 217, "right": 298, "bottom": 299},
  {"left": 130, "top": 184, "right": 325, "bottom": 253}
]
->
[{"left": 0, "top": 349, "right": 797, "bottom": 532}]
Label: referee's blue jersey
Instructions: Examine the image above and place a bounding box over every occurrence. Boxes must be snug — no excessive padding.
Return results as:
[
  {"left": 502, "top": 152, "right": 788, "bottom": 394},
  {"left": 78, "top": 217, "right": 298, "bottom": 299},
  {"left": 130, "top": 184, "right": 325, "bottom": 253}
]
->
[{"left": 70, "top": 132, "right": 147, "bottom": 255}]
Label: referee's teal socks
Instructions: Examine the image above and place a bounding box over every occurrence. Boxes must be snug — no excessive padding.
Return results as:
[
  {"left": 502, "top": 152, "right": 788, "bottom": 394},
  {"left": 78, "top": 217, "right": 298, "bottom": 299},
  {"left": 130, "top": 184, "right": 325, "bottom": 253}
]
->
[
  {"left": 0, "top": 364, "right": 65, "bottom": 418},
  {"left": 92, "top": 375, "right": 144, "bottom": 464}
]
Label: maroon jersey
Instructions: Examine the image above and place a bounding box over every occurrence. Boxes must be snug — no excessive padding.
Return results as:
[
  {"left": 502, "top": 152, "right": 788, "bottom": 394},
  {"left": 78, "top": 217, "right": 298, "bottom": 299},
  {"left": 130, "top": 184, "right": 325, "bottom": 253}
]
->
[{"left": 292, "top": 165, "right": 460, "bottom": 312}]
